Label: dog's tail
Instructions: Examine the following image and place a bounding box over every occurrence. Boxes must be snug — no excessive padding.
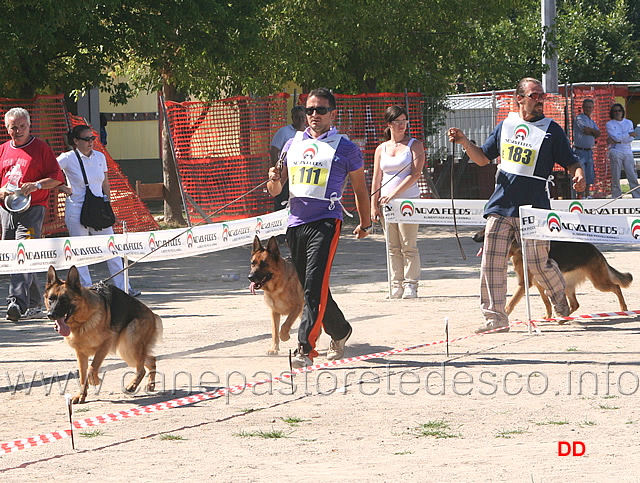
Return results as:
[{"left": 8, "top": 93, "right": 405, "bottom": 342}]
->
[
  {"left": 154, "top": 314, "right": 164, "bottom": 344},
  {"left": 607, "top": 264, "right": 633, "bottom": 288}
]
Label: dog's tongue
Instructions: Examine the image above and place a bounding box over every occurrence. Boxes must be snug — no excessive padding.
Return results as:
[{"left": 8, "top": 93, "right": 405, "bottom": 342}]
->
[
  {"left": 249, "top": 281, "right": 257, "bottom": 295},
  {"left": 54, "top": 318, "right": 71, "bottom": 337}
]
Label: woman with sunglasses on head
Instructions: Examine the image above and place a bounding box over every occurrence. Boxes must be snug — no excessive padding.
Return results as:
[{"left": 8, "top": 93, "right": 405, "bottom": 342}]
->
[
  {"left": 370, "top": 105, "right": 425, "bottom": 299},
  {"left": 605, "top": 103, "right": 640, "bottom": 199},
  {"left": 56, "top": 125, "right": 140, "bottom": 296}
]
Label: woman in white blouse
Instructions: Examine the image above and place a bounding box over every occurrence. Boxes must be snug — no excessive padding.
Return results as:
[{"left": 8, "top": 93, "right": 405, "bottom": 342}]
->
[
  {"left": 606, "top": 103, "right": 639, "bottom": 198},
  {"left": 371, "top": 106, "right": 425, "bottom": 299},
  {"left": 57, "top": 125, "right": 140, "bottom": 295}
]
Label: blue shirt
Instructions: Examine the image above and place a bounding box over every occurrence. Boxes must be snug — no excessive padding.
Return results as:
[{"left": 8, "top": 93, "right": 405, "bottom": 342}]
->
[{"left": 481, "top": 116, "right": 579, "bottom": 218}]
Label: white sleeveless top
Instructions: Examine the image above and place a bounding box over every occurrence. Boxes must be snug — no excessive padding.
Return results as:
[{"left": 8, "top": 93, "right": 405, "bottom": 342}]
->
[{"left": 380, "top": 138, "right": 420, "bottom": 198}]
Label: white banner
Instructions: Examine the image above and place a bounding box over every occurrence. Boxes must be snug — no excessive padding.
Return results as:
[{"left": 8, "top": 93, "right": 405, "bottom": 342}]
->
[
  {"left": 519, "top": 205, "right": 640, "bottom": 244},
  {"left": 383, "top": 199, "right": 488, "bottom": 225},
  {"left": 0, "top": 210, "right": 288, "bottom": 274},
  {"left": 382, "top": 198, "right": 640, "bottom": 226}
]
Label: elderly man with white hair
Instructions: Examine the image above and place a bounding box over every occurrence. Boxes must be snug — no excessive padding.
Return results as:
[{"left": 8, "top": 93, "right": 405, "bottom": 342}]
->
[{"left": 0, "top": 107, "right": 64, "bottom": 321}]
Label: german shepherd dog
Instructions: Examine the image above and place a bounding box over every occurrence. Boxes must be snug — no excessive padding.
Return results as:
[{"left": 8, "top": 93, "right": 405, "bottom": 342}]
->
[
  {"left": 44, "top": 265, "right": 163, "bottom": 404},
  {"left": 473, "top": 230, "right": 633, "bottom": 317},
  {"left": 248, "top": 235, "right": 304, "bottom": 355}
]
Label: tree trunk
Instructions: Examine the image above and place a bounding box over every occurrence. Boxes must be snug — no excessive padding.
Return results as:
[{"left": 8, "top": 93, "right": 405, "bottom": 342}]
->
[{"left": 161, "top": 79, "right": 187, "bottom": 226}]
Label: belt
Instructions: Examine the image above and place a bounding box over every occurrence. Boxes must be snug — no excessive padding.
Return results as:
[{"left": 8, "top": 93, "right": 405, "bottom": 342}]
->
[{"left": 574, "top": 146, "right": 591, "bottom": 151}]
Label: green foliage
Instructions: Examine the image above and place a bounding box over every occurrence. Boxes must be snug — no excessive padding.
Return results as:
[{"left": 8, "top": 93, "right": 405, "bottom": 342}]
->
[{"left": 556, "top": 0, "right": 640, "bottom": 82}]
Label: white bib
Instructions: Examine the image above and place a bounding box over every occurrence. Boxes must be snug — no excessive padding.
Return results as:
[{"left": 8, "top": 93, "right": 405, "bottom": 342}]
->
[
  {"left": 499, "top": 112, "right": 551, "bottom": 180},
  {"left": 287, "top": 132, "right": 343, "bottom": 203}
]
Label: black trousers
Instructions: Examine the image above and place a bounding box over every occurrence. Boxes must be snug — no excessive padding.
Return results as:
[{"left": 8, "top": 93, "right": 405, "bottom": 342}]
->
[{"left": 287, "top": 218, "right": 351, "bottom": 359}]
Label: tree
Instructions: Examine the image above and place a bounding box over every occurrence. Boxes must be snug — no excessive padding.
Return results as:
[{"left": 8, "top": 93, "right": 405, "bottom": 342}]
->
[{"left": 259, "top": 0, "right": 520, "bottom": 97}]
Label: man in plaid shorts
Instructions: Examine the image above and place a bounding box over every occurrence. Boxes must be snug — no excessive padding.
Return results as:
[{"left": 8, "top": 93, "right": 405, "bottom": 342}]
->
[{"left": 449, "top": 77, "right": 585, "bottom": 333}]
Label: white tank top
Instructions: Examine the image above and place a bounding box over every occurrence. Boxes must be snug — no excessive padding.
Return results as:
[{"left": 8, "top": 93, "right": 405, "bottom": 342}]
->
[{"left": 380, "top": 138, "right": 420, "bottom": 198}]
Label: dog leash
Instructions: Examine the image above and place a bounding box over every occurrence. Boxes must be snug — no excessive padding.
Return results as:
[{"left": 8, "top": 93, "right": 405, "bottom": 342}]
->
[{"left": 591, "top": 184, "right": 640, "bottom": 211}]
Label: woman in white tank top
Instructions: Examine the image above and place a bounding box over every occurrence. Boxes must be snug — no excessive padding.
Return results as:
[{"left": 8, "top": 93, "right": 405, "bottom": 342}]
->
[{"left": 370, "top": 106, "right": 425, "bottom": 299}]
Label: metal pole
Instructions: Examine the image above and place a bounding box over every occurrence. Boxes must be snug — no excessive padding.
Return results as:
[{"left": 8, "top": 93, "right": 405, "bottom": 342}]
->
[{"left": 542, "top": 0, "right": 558, "bottom": 94}]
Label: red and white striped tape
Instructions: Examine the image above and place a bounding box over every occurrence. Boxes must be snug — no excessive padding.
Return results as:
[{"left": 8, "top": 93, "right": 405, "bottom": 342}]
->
[{"left": 3, "top": 308, "right": 639, "bottom": 455}]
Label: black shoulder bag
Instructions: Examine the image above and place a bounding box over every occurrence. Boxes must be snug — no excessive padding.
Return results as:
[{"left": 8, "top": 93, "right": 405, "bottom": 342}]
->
[{"left": 74, "top": 150, "right": 116, "bottom": 230}]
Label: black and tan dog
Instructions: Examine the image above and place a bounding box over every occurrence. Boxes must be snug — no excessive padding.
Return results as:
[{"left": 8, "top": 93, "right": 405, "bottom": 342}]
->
[
  {"left": 45, "top": 265, "right": 163, "bottom": 404},
  {"left": 248, "top": 235, "right": 304, "bottom": 355},
  {"left": 473, "top": 230, "right": 633, "bottom": 317}
]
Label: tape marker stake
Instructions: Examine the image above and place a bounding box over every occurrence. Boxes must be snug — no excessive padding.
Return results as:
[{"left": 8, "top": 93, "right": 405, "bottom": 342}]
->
[
  {"left": 445, "top": 317, "right": 450, "bottom": 357},
  {"left": 64, "top": 394, "right": 75, "bottom": 450}
]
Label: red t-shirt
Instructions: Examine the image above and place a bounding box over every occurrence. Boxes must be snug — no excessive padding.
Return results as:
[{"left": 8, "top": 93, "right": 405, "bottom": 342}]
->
[{"left": 0, "top": 137, "right": 64, "bottom": 208}]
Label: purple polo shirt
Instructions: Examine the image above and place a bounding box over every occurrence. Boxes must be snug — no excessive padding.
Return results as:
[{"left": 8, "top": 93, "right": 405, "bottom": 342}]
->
[{"left": 282, "top": 127, "right": 363, "bottom": 227}]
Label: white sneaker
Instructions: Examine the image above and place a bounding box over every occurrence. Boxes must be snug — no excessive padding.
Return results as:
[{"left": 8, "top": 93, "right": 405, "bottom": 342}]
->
[
  {"left": 21, "top": 306, "right": 45, "bottom": 319},
  {"left": 291, "top": 349, "right": 313, "bottom": 369},
  {"left": 402, "top": 285, "right": 418, "bottom": 299},
  {"left": 389, "top": 287, "right": 403, "bottom": 299},
  {"left": 327, "top": 327, "right": 352, "bottom": 361},
  {"left": 475, "top": 320, "right": 510, "bottom": 334}
]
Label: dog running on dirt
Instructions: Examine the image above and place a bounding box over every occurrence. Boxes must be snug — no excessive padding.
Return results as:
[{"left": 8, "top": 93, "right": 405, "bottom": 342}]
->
[
  {"left": 473, "top": 230, "right": 633, "bottom": 318},
  {"left": 45, "top": 265, "right": 163, "bottom": 404},
  {"left": 248, "top": 235, "right": 304, "bottom": 355}
]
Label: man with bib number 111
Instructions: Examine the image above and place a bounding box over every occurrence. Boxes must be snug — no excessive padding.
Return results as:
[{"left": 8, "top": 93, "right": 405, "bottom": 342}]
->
[
  {"left": 448, "top": 77, "right": 585, "bottom": 334},
  {"left": 267, "top": 88, "right": 371, "bottom": 368}
]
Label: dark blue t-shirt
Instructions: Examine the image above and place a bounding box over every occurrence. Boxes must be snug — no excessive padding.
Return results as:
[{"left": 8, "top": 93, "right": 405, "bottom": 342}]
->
[{"left": 481, "top": 116, "right": 579, "bottom": 218}]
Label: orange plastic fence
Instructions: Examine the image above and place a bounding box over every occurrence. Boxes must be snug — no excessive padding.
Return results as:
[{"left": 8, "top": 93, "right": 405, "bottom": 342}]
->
[
  {"left": 164, "top": 94, "right": 289, "bottom": 223},
  {"left": 164, "top": 92, "right": 427, "bottom": 222},
  {"left": 495, "top": 87, "right": 615, "bottom": 197},
  {"left": 0, "top": 95, "right": 158, "bottom": 236}
]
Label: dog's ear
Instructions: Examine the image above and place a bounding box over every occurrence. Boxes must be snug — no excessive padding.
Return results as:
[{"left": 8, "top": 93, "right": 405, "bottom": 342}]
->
[
  {"left": 66, "top": 266, "right": 83, "bottom": 292},
  {"left": 46, "top": 265, "right": 59, "bottom": 288},
  {"left": 252, "top": 235, "right": 263, "bottom": 253},
  {"left": 266, "top": 236, "right": 280, "bottom": 259}
]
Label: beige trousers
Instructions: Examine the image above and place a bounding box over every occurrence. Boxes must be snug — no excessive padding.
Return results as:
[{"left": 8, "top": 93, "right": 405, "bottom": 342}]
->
[{"left": 382, "top": 215, "right": 421, "bottom": 288}]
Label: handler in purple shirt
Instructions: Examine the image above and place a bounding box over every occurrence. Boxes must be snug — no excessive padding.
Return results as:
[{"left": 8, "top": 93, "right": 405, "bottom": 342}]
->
[{"left": 267, "top": 88, "right": 371, "bottom": 369}]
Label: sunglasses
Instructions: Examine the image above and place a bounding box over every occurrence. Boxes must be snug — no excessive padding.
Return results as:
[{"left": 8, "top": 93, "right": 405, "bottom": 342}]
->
[
  {"left": 77, "top": 135, "right": 97, "bottom": 142},
  {"left": 525, "top": 93, "right": 546, "bottom": 101},
  {"left": 391, "top": 119, "right": 408, "bottom": 125},
  {"left": 304, "top": 106, "right": 334, "bottom": 116}
]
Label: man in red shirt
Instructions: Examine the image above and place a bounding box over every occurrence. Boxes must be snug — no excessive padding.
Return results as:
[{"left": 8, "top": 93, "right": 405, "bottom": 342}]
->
[{"left": 0, "top": 107, "right": 64, "bottom": 321}]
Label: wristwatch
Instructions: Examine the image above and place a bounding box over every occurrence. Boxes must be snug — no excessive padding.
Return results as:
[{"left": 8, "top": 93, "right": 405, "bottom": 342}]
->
[
  {"left": 35, "top": 182, "right": 42, "bottom": 190},
  {"left": 361, "top": 225, "right": 372, "bottom": 232}
]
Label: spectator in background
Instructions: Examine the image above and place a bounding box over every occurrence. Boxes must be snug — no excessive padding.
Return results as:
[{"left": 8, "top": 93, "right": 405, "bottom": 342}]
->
[
  {"left": 572, "top": 99, "right": 600, "bottom": 198},
  {"left": 269, "top": 106, "right": 307, "bottom": 213},
  {"left": 606, "top": 103, "right": 640, "bottom": 199},
  {"left": 0, "top": 107, "right": 64, "bottom": 321},
  {"left": 57, "top": 125, "right": 140, "bottom": 296},
  {"left": 370, "top": 105, "right": 424, "bottom": 299},
  {"left": 99, "top": 113, "right": 108, "bottom": 146}
]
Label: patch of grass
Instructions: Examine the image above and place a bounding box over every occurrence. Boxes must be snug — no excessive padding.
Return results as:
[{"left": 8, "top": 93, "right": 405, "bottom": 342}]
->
[
  {"left": 394, "top": 450, "right": 414, "bottom": 455},
  {"left": 234, "top": 428, "right": 288, "bottom": 439},
  {"left": 598, "top": 404, "right": 620, "bottom": 410},
  {"left": 602, "top": 394, "right": 618, "bottom": 399},
  {"left": 79, "top": 429, "right": 105, "bottom": 438},
  {"left": 281, "top": 416, "right": 309, "bottom": 426},
  {"left": 240, "top": 408, "right": 261, "bottom": 414},
  {"left": 581, "top": 420, "right": 596, "bottom": 426},
  {"left": 566, "top": 347, "right": 579, "bottom": 352},
  {"left": 414, "top": 420, "right": 461, "bottom": 439},
  {"left": 496, "top": 428, "right": 529, "bottom": 438},
  {"left": 535, "top": 419, "right": 569, "bottom": 426},
  {"left": 159, "top": 434, "right": 185, "bottom": 441},
  {"left": 74, "top": 407, "right": 91, "bottom": 413}
]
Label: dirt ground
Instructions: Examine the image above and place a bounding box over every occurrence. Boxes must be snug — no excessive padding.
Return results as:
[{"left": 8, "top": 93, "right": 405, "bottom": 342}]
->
[{"left": 1, "top": 224, "right": 640, "bottom": 481}]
